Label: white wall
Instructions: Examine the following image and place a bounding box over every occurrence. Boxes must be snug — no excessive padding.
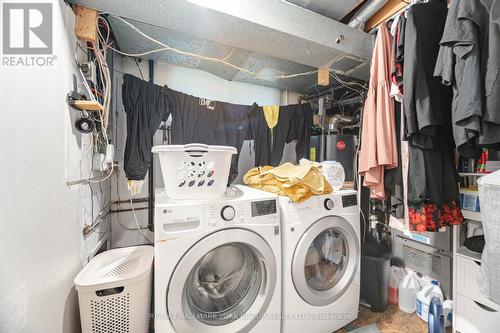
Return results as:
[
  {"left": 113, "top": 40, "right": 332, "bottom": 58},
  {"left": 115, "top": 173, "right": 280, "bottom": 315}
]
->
[
  {"left": 111, "top": 60, "right": 299, "bottom": 248},
  {"left": 0, "top": 2, "right": 110, "bottom": 332}
]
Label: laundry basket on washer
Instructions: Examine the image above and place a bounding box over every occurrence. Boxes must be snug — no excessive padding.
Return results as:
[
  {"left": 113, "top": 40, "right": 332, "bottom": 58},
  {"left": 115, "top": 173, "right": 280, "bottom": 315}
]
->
[
  {"left": 152, "top": 143, "right": 237, "bottom": 200},
  {"left": 74, "top": 246, "right": 154, "bottom": 333}
]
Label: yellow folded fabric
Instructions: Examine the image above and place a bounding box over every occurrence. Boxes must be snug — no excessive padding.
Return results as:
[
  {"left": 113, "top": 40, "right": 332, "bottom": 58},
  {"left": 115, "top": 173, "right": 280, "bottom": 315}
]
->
[
  {"left": 263, "top": 105, "right": 280, "bottom": 130},
  {"left": 243, "top": 159, "right": 333, "bottom": 202}
]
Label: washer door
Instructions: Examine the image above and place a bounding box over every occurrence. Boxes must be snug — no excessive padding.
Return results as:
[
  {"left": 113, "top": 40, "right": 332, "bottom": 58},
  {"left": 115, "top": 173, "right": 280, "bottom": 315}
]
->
[
  {"left": 167, "top": 228, "right": 277, "bottom": 333},
  {"left": 292, "top": 216, "right": 359, "bottom": 306}
]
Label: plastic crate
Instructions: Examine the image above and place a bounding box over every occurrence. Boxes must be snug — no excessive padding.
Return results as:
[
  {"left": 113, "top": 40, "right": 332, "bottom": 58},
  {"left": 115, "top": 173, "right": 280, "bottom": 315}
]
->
[
  {"left": 74, "top": 246, "right": 154, "bottom": 333},
  {"left": 152, "top": 143, "right": 237, "bottom": 200}
]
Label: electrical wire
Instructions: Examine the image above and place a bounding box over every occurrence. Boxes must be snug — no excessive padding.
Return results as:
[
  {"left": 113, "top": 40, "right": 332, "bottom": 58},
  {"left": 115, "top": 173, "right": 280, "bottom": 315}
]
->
[
  {"left": 351, "top": 93, "right": 367, "bottom": 243},
  {"left": 133, "top": 58, "right": 144, "bottom": 79},
  {"left": 331, "top": 71, "right": 368, "bottom": 89},
  {"left": 75, "top": 23, "right": 117, "bottom": 187},
  {"left": 89, "top": 152, "right": 95, "bottom": 225},
  {"left": 92, "top": 15, "right": 112, "bottom": 134},
  {"left": 100, "top": 14, "right": 318, "bottom": 80},
  {"left": 329, "top": 72, "right": 368, "bottom": 93},
  {"left": 129, "top": 197, "right": 154, "bottom": 244},
  {"left": 88, "top": 164, "right": 118, "bottom": 183},
  {"left": 112, "top": 166, "right": 153, "bottom": 243}
]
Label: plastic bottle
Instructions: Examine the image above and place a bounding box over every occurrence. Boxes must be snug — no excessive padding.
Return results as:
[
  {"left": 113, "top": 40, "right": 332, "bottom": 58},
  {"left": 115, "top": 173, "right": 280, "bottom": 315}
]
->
[
  {"left": 428, "top": 296, "right": 444, "bottom": 333},
  {"left": 388, "top": 266, "right": 406, "bottom": 304},
  {"left": 398, "top": 271, "right": 421, "bottom": 313},
  {"left": 442, "top": 300, "right": 453, "bottom": 328},
  {"left": 321, "top": 161, "right": 345, "bottom": 190},
  {"left": 416, "top": 280, "right": 444, "bottom": 321}
]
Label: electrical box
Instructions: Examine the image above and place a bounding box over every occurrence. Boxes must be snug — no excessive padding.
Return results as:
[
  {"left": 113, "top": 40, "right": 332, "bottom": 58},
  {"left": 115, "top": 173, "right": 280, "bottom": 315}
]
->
[
  {"left": 92, "top": 153, "right": 108, "bottom": 172},
  {"left": 80, "top": 62, "right": 97, "bottom": 85}
]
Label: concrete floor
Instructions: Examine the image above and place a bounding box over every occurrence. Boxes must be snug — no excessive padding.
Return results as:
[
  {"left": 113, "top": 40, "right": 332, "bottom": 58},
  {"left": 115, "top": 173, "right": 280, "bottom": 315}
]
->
[{"left": 335, "top": 304, "right": 434, "bottom": 333}]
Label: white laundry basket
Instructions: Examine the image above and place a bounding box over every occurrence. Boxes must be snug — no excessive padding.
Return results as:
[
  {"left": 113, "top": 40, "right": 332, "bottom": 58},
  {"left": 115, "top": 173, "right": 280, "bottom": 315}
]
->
[
  {"left": 74, "top": 246, "right": 154, "bottom": 333},
  {"left": 152, "top": 143, "right": 237, "bottom": 200}
]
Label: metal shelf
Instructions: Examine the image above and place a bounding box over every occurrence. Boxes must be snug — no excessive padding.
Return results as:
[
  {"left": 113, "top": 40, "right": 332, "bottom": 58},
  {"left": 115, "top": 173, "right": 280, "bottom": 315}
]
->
[
  {"left": 458, "top": 172, "right": 487, "bottom": 177},
  {"left": 457, "top": 246, "right": 482, "bottom": 263},
  {"left": 463, "top": 210, "right": 481, "bottom": 221}
]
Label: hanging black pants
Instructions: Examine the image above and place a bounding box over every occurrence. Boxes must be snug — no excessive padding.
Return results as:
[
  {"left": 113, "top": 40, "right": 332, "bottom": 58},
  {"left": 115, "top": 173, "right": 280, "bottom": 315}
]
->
[
  {"left": 249, "top": 103, "right": 313, "bottom": 167},
  {"left": 122, "top": 74, "right": 169, "bottom": 180}
]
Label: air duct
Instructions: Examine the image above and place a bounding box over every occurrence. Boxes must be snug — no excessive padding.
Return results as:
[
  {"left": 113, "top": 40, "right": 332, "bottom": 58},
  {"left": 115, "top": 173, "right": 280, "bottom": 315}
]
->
[
  {"left": 328, "top": 113, "right": 360, "bottom": 131},
  {"left": 348, "top": 0, "right": 389, "bottom": 30}
]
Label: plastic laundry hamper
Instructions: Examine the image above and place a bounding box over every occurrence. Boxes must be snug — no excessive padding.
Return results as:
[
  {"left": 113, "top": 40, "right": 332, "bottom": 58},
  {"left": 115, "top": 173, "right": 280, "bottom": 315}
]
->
[
  {"left": 74, "top": 246, "right": 154, "bottom": 333},
  {"left": 152, "top": 143, "right": 237, "bottom": 200}
]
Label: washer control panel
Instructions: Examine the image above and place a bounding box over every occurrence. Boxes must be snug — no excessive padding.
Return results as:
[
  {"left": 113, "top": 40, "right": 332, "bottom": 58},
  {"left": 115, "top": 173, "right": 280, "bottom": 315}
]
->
[
  {"left": 280, "top": 191, "right": 357, "bottom": 224},
  {"left": 206, "top": 198, "right": 278, "bottom": 229},
  {"left": 154, "top": 187, "right": 280, "bottom": 240},
  {"left": 341, "top": 194, "right": 358, "bottom": 207},
  {"left": 251, "top": 199, "right": 277, "bottom": 217}
]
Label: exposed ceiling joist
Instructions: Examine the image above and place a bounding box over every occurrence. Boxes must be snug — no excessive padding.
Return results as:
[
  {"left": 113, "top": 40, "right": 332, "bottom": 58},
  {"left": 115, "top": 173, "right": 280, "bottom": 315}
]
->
[
  {"left": 69, "top": 0, "right": 371, "bottom": 66},
  {"left": 69, "top": 0, "right": 372, "bottom": 92}
]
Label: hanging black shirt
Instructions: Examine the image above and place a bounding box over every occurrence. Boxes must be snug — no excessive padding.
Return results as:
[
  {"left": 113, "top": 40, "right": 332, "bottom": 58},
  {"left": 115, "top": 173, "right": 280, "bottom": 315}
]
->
[
  {"left": 403, "top": 1, "right": 454, "bottom": 151},
  {"left": 249, "top": 103, "right": 313, "bottom": 167}
]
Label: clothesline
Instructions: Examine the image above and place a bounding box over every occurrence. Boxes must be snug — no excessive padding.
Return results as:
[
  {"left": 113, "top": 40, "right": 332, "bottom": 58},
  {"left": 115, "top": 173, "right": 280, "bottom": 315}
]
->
[{"left": 122, "top": 74, "right": 314, "bottom": 185}]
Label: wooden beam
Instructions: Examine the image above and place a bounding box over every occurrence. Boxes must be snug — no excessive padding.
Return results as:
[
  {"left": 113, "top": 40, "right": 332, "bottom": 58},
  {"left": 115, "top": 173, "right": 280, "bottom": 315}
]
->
[
  {"left": 364, "top": 0, "right": 408, "bottom": 32},
  {"left": 73, "top": 100, "right": 104, "bottom": 111},
  {"left": 317, "top": 67, "right": 330, "bottom": 86},
  {"left": 74, "top": 5, "right": 97, "bottom": 43}
]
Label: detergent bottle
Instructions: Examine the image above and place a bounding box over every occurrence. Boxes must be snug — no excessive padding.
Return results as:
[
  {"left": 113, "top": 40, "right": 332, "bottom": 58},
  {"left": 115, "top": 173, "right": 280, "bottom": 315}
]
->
[
  {"left": 398, "top": 271, "right": 420, "bottom": 313},
  {"left": 428, "top": 296, "right": 446, "bottom": 333},
  {"left": 416, "top": 280, "right": 444, "bottom": 321}
]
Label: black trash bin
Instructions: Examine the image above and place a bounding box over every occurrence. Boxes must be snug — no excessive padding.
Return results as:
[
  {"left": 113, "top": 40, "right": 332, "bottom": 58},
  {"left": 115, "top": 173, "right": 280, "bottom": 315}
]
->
[{"left": 360, "top": 242, "right": 391, "bottom": 312}]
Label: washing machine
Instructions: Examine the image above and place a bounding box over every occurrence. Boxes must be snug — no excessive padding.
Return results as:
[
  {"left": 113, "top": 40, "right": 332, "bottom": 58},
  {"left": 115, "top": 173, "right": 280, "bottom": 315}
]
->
[
  {"left": 279, "top": 190, "right": 360, "bottom": 333},
  {"left": 154, "top": 185, "right": 281, "bottom": 333}
]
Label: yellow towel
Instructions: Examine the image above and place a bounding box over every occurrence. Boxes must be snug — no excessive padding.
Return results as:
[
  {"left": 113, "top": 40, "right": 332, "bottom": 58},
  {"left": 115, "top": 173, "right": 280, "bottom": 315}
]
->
[
  {"left": 263, "top": 105, "right": 280, "bottom": 131},
  {"left": 243, "top": 159, "right": 333, "bottom": 202}
]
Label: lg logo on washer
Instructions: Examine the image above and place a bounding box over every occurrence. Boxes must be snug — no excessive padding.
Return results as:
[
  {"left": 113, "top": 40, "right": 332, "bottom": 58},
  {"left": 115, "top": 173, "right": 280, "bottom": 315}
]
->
[{"left": 2, "top": 2, "right": 56, "bottom": 67}]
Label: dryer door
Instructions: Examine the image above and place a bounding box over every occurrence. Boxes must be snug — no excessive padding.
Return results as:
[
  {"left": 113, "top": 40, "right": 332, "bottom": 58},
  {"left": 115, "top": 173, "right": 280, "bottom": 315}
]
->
[
  {"left": 167, "top": 228, "right": 277, "bottom": 333},
  {"left": 292, "top": 216, "right": 359, "bottom": 306}
]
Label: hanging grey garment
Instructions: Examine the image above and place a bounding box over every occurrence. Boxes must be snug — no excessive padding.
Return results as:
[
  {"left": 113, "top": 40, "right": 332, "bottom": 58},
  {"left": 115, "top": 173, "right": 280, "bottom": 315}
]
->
[
  {"left": 477, "top": 171, "right": 500, "bottom": 304},
  {"left": 480, "top": 0, "right": 500, "bottom": 146},
  {"left": 435, "top": 0, "right": 500, "bottom": 148},
  {"left": 385, "top": 102, "right": 404, "bottom": 218},
  {"left": 493, "top": 0, "right": 500, "bottom": 26},
  {"left": 396, "top": 14, "right": 406, "bottom": 65},
  {"left": 403, "top": 2, "right": 454, "bottom": 151},
  {"left": 122, "top": 74, "right": 169, "bottom": 180},
  {"left": 433, "top": 0, "right": 483, "bottom": 158}
]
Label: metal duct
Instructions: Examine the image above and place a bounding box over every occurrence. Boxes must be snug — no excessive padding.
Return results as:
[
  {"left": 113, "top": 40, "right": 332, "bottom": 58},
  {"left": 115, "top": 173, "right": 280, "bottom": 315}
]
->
[
  {"left": 328, "top": 114, "right": 360, "bottom": 131},
  {"left": 348, "top": 0, "right": 389, "bottom": 30}
]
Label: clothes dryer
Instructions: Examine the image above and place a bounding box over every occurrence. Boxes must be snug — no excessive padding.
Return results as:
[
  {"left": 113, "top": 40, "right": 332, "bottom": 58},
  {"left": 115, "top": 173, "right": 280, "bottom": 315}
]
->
[
  {"left": 279, "top": 190, "right": 360, "bottom": 333},
  {"left": 154, "top": 185, "right": 281, "bottom": 333}
]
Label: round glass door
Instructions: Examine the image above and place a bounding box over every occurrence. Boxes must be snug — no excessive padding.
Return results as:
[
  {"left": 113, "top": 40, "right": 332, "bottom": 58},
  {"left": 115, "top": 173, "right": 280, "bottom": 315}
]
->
[
  {"left": 304, "top": 228, "right": 348, "bottom": 291},
  {"left": 167, "top": 229, "right": 277, "bottom": 333},
  {"left": 185, "top": 243, "right": 262, "bottom": 325},
  {"left": 292, "top": 216, "right": 359, "bottom": 306}
]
